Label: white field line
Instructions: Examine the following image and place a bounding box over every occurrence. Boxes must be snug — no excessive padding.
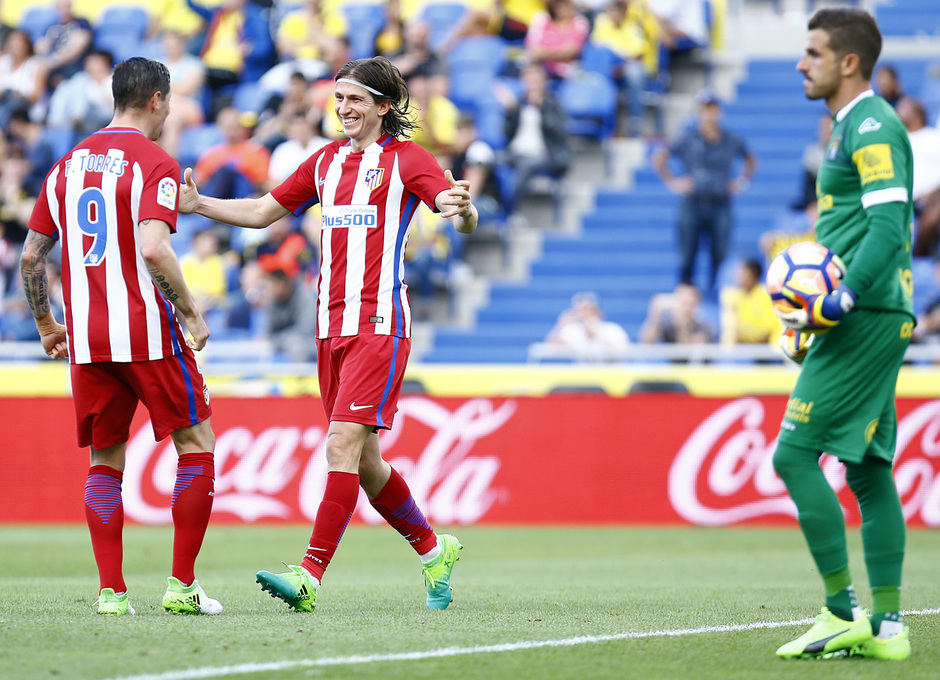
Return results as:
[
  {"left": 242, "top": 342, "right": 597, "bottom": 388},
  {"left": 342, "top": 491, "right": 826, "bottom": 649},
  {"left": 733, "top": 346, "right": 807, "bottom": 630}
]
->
[{"left": 105, "top": 608, "right": 940, "bottom": 680}]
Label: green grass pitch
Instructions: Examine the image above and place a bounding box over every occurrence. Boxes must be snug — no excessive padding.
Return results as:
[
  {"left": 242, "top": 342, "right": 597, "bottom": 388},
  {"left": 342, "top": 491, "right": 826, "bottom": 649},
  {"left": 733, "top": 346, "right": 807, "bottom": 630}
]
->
[{"left": 1, "top": 525, "right": 937, "bottom": 680}]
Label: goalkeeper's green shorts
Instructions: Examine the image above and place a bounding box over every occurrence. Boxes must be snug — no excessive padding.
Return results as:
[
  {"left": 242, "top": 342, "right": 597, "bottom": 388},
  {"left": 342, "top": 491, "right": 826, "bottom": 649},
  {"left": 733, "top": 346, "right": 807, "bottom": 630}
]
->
[{"left": 777, "top": 308, "right": 912, "bottom": 465}]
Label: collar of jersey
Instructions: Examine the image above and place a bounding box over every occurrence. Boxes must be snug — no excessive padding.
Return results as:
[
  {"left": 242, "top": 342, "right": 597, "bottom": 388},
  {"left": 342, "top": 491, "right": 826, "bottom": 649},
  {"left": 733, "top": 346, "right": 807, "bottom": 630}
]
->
[
  {"left": 93, "top": 127, "right": 145, "bottom": 136},
  {"left": 835, "top": 89, "right": 875, "bottom": 123},
  {"left": 343, "top": 133, "right": 393, "bottom": 151}
]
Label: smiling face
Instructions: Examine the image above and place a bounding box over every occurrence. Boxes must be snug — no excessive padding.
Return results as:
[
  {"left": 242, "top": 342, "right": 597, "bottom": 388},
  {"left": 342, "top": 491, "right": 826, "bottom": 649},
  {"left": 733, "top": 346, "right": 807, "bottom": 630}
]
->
[
  {"left": 797, "top": 29, "right": 843, "bottom": 104},
  {"left": 334, "top": 80, "right": 390, "bottom": 149}
]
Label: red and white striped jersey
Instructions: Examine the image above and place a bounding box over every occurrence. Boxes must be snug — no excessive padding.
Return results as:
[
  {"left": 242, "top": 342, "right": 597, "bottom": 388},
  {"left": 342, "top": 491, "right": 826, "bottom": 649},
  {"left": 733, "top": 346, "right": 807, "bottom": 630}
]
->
[
  {"left": 28, "top": 128, "right": 186, "bottom": 364},
  {"left": 272, "top": 134, "right": 449, "bottom": 339}
]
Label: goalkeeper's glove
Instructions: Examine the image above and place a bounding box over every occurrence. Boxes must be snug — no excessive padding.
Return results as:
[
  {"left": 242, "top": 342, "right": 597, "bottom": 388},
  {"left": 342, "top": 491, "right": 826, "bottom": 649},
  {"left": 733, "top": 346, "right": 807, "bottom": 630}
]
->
[
  {"left": 779, "top": 328, "right": 814, "bottom": 365},
  {"left": 775, "top": 282, "right": 857, "bottom": 331}
]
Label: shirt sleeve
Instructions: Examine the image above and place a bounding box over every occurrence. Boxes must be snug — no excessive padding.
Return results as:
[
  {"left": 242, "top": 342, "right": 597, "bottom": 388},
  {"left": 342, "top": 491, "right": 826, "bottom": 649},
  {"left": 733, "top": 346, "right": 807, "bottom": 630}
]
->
[
  {"left": 270, "top": 147, "right": 327, "bottom": 216},
  {"left": 851, "top": 120, "right": 911, "bottom": 208},
  {"left": 400, "top": 142, "right": 450, "bottom": 211},
  {"left": 841, "top": 118, "right": 912, "bottom": 296},
  {"left": 26, "top": 173, "right": 58, "bottom": 238},
  {"left": 138, "top": 155, "right": 181, "bottom": 232}
]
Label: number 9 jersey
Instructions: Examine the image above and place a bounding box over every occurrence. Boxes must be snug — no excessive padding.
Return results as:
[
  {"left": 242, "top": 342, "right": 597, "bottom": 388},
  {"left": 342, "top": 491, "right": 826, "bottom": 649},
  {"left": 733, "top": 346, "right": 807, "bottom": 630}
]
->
[{"left": 27, "top": 128, "right": 187, "bottom": 364}]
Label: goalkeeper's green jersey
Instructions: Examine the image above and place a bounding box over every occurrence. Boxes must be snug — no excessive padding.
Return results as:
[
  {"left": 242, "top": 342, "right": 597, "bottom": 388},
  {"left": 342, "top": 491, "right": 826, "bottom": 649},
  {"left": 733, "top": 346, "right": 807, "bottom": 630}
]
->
[{"left": 814, "top": 90, "right": 915, "bottom": 319}]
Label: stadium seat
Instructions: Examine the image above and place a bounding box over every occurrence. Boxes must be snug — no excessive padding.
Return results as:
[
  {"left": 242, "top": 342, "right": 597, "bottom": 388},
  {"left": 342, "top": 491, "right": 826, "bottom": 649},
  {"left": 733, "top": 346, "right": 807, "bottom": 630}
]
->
[
  {"left": 232, "top": 81, "right": 268, "bottom": 115},
  {"left": 42, "top": 126, "right": 76, "bottom": 160},
  {"left": 94, "top": 5, "right": 150, "bottom": 62},
  {"left": 579, "top": 41, "right": 623, "bottom": 78},
  {"left": 342, "top": 2, "right": 385, "bottom": 60},
  {"left": 97, "top": 5, "right": 149, "bottom": 35},
  {"left": 420, "top": 2, "right": 468, "bottom": 50},
  {"left": 18, "top": 6, "right": 60, "bottom": 43},
  {"left": 558, "top": 72, "right": 618, "bottom": 139},
  {"left": 446, "top": 35, "right": 507, "bottom": 74}
]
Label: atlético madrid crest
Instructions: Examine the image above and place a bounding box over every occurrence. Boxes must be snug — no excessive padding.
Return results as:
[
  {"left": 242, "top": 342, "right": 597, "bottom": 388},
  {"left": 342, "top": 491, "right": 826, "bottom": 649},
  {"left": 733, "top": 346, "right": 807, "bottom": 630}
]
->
[{"left": 363, "top": 167, "right": 385, "bottom": 191}]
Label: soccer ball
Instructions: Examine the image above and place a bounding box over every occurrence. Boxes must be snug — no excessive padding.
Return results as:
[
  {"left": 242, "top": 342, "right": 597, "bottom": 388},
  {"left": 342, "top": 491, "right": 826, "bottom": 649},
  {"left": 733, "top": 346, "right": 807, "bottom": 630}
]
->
[{"left": 766, "top": 241, "right": 846, "bottom": 323}]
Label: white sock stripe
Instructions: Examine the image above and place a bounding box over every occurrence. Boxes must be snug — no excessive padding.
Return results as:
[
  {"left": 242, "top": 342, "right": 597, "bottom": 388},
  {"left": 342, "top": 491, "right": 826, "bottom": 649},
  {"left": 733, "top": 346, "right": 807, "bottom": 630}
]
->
[{"left": 103, "top": 608, "right": 940, "bottom": 680}]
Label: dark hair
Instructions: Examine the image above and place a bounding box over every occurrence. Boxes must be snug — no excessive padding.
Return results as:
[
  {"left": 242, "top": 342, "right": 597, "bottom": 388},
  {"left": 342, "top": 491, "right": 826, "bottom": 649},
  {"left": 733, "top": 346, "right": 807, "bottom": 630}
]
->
[
  {"left": 112, "top": 57, "right": 171, "bottom": 112},
  {"left": 901, "top": 96, "right": 927, "bottom": 125},
  {"left": 87, "top": 48, "right": 115, "bottom": 69},
  {"left": 743, "top": 258, "right": 763, "bottom": 280},
  {"left": 335, "top": 56, "right": 416, "bottom": 139},
  {"left": 4, "top": 29, "right": 34, "bottom": 57},
  {"left": 808, "top": 8, "right": 882, "bottom": 81},
  {"left": 9, "top": 106, "right": 31, "bottom": 124}
]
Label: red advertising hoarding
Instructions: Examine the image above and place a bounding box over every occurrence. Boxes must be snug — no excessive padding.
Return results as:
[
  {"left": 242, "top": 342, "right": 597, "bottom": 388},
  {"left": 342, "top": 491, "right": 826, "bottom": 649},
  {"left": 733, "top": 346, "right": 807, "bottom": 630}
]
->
[{"left": 4, "top": 395, "right": 940, "bottom": 526}]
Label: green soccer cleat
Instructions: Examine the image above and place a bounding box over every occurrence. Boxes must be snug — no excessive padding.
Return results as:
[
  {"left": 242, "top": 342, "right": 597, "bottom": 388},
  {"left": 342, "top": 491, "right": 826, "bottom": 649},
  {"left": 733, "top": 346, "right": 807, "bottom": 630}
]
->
[
  {"left": 422, "top": 534, "right": 462, "bottom": 610},
  {"left": 776, "top": 607, "right": 872, "bottom": 659},
  {"left": 162, "top": 577, "right": 223, "bottom": 615},
  {"left": 256, "top": 565, "right": 318, "bottom": 612},
  {"left": 97, "top": 588, "right": 135, "bottom": 616},
  {"left": 852, "top": 627, "right": 911, "bottom": 660}
]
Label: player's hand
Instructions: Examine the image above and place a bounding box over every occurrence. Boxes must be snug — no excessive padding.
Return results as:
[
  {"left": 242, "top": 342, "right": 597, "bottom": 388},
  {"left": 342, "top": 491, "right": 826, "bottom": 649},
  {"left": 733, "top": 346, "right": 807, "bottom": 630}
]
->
[
  {"left": 36, "top": 317, "right": 69, "bottom": 360},
  {"left": 178, "top": 167, "right": 200, "bottom": 215},
  {"left": 779, "top": 327, "right": 813, "bottom": 365},
  {"left": 438, "top": 168, "right": 473, "bottom": 219},
  {"left": 181, "top": 311, "right": 210, "bottom": 351},
  {"left": 775, "top": 282, "right": 857, "bottom": 331}
]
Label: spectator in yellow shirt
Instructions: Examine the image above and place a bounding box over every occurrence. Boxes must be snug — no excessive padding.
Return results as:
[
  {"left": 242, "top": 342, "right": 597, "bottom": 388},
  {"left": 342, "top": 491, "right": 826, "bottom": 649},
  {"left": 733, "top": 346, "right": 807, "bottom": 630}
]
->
[
  {"left": 719, "top": 257, "right": 782, "bottom": 345},
  {"left": 590, "top": 0, "right": 662, "bottom": 136},
  {"left": 179, "top": 227, "right": 229, "bottom": 317},
  {"left": 276, "top": 0, "right": 347, "bottom": 62}
]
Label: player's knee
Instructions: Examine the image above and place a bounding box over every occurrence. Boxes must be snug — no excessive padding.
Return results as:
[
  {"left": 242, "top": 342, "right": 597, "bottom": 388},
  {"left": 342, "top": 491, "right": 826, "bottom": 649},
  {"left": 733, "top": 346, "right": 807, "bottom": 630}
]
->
[{"left": 772, "top": 441, "right": 817, "bottom": 483}]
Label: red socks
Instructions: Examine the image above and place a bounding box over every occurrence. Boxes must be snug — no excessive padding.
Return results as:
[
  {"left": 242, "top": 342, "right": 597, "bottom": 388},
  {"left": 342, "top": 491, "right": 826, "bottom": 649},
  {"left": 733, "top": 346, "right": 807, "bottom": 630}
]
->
[
  {"left": 85, "top": 465, "right": 126, "bottom": 593},
  {"left": 369, "top": 467, "right": 437, "bottom": 556},
  {"left": 171, "top": 452, "right": 215, "bottom": 585},
  {"left": 301, "top": 471, "right": 360, "bottom": 581}
]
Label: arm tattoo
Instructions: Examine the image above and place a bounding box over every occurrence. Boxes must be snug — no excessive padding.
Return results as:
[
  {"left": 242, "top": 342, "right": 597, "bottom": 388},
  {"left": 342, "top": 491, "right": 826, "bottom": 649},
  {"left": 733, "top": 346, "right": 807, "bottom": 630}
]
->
[
  {"left": 20, "top": 231, "right": 57, "bottom": 319},
  {"left": 148, "top": 266, "right": 180, "bottom": 303},
  {"left": 140, "top": 218, "right": 180, "bottom": 303}
]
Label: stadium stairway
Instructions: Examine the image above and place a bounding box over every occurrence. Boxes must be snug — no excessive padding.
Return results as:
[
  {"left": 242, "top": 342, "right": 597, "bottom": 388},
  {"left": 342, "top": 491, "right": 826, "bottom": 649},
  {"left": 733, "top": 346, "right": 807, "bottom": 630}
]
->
[{"left": 419, "top": 43, "right": 940, "bottom": 364}]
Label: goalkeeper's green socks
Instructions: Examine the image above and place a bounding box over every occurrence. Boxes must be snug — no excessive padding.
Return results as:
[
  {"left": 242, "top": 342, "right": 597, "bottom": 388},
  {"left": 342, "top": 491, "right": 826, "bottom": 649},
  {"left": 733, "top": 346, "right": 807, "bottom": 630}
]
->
[{"left": 823, "top": 567, "right": 859, "bottom": 621}]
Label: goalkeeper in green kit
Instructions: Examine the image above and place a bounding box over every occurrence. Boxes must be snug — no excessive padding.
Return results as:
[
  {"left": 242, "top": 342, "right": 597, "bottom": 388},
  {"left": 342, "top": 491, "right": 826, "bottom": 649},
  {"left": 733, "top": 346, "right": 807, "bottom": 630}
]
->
[{"left": 771, "top": 8, "right": 915, "bottom": 661}]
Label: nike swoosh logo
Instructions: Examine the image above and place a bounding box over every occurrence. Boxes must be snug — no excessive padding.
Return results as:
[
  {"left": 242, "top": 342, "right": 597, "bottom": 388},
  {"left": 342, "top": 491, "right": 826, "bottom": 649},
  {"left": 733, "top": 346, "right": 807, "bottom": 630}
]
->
[
  {"left": 349, "top": 402, "right": 372, "bottom": 411},
  {"left": 804, "top": 628, "right": 852, "bottom": 654}
]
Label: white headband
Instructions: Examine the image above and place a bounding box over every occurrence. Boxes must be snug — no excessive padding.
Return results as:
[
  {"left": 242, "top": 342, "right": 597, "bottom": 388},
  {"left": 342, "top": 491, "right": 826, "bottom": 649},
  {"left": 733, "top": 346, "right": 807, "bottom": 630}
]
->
[{"left": 336, "top": 77, "right": 387, "bottom": 99}]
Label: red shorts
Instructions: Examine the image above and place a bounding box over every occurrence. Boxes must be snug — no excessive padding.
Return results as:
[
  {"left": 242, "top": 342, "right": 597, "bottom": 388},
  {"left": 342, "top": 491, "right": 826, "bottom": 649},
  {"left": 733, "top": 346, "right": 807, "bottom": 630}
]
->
[
  {"left": 317, "top": 334, "right": 411, "bottom": 429},
  {"left": 70, "top": 348, "right": 212, "bottom": 449}
]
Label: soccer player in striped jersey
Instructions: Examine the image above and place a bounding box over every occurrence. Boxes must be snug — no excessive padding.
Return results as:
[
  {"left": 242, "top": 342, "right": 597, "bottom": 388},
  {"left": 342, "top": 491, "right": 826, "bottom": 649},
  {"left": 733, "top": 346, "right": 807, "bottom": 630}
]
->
[
  {"left": 180, "top": 56, "right": 478, "bottom": 611},
  {"left": 20, "top": 57, "right": 222, "bottom": 616}
]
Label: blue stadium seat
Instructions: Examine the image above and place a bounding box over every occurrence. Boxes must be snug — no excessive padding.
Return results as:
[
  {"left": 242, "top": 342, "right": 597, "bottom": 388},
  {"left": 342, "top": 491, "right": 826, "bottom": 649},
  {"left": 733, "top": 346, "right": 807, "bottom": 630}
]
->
[
  {"left": 420, "top": 2, "right": 468, "bottom": 50},
  {"left": 42, "top": 126, "right": 76, "bottom": 160},
  {"left": 558, "top": 72, "right": 617, "bottom": 139},
  {"left": 94, "top": 5, "right": 150, "bottom": 62},
  {"left": 97, "top": 5, "right": 149, "bottom": 35},
  {"left": 579, "top": 41, "right": 623, "bottom": 78},
  {"left": 232, "top": 81, "right": 268, "bottom": 114},
  {"left": 18, "top": 6, "right": 60, "bottom": 43},
  {"left": 447, "top": 35, "right": 507, "bottom": 74},
  {"left": 342, "top": 2, "right": 385, "bottom": 59}
]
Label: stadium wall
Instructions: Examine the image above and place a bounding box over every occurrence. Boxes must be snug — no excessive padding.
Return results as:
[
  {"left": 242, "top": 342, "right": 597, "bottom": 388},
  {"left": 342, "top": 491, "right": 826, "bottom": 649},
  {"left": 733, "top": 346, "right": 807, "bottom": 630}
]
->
[{"left": 3, "top": 364, "right": 940, "bottom": 528}]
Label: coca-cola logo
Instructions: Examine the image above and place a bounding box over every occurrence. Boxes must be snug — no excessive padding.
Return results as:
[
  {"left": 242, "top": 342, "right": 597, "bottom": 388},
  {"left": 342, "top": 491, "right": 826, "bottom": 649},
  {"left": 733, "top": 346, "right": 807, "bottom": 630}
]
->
[
  {"left": 123, "top": 397, "right": 516, "bottom": 525},
  {"left": 669, "top": 397, "right": 940, "bottom": 526}
]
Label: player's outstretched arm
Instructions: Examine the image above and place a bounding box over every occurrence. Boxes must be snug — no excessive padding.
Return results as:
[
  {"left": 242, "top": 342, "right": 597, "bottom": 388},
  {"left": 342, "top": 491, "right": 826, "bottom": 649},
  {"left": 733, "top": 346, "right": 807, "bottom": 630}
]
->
[
  {"left": 20, "top": 230, "right": 68, "bottom": 359},
  {"left": 436, "top": 169, "right": 478, "bottom": 234},
  {"left": 179, "top": 167, "right": 290, "bottom": 229},
  {"left": 139, "top": 218, "right": 209, "bottom": 351}
]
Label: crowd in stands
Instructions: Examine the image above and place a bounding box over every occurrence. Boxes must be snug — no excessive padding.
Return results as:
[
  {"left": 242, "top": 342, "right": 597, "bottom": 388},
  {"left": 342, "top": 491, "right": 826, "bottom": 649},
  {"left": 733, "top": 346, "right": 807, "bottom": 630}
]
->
[
  {"left": 1, "top": 1, "right": 940, "bottom": 363},
  {"left": 0, "top": 0, "right": 696, "bottom": 354}
]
